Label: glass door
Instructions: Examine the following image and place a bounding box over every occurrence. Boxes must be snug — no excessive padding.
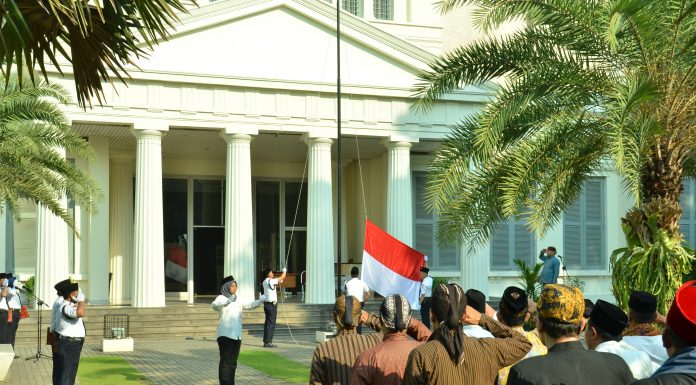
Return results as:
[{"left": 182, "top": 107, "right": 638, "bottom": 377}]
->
[
  {"left": 192, "top": 179, "right": 225, "bottom": 295},
  {"left": 163, "top": 179, "right": 188, "bottom": 293}
]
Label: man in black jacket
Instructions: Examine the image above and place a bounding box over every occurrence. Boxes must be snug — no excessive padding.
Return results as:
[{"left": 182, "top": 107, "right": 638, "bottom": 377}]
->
[
  {"left": 631, "top": 280, "right": 696, "bottom": 385},
  {"left": 507, "top": 284, "right": 634, "bottom": 385}
]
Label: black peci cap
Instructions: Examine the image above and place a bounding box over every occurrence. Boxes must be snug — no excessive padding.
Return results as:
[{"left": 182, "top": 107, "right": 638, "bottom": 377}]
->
[
  {"left": 629, "top": 291, "right": 657, "bottom": 314},
  {"left": 589, "top": 300, "right": 628, "bottom": 337},
  {"left": 466, "top": 289, "right": 486, "bottom": 313}
]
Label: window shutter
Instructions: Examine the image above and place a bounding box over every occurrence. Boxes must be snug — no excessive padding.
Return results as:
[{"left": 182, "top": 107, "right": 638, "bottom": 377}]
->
[
  {"left": 414, "top": 174, "right": 430, "bottom": 220},
  {"left": 514, "top": 221, "right": 535, "bottom": 265},
  {"left": 491, "top": 222, "right": 511, "bottom": 269},
  {"left": 415, "top": 224, "right": 434, "bottom": 263},
  {"left": 564, "top": 193, "right": 583, "bottom": 267},
  {"left": 584, "top": 180, "right": 604, "bottom": 268}
]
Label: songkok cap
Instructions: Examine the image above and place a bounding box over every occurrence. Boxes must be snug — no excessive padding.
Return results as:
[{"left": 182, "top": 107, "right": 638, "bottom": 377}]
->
[
  {"left": 666, "top": 280, "right": 696, "bottom": 345},
  {"left": 54, "top": 278, "right": 79, "bottom": 296},
  {"left": 0, "top": 273, "right": 7, "bottom": 279},
  {"left": 420, "top": 266, "right": 429, "bottom": 273},
  {"left": 466, "top": 289, "right": 486, "bottom": 313},
  {"left": 583, "top": 299, "right": 595, "bottom": 319},
  {"left": 589, "top": 300, "right": 628, "bottom": 336},
  {"left": 537, "top": 284, "right": 585, "bottom": 324},
  {"left": 501, "top": 286, "right": 528, "bottom": 312},
  {"left": 380, "top": 294, "right": 411, "bottom": 330},
  {"left": 629, "top": 291, "right": 657, "bottom": 314},
  {"left": 220, "top": 275, "right": 235, "bottom": 286}
]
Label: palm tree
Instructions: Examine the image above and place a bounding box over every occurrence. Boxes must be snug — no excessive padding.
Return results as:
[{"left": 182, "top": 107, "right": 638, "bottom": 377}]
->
[
  {"left": 0, "top": 76, "right": 99, "bottom": 230},
  {"left": 414, "top": 0, "right": 696, "bottom": 313},
  {"left": 0, "top": 0, "right": 195, "bottom": 107}
]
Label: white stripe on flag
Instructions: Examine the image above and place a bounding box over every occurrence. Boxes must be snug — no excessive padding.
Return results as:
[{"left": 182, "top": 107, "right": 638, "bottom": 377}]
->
[{"left": 362, "top": 250, "right": 421, "bottom": 310}]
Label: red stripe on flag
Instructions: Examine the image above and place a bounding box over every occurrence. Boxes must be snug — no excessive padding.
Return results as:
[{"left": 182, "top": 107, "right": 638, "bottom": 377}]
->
[{"left": 363, "top": 219, "right": 424, "bottom": 281}]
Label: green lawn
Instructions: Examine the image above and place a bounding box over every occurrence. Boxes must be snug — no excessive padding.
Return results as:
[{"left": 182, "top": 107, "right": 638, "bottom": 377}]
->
[
  {"left": 77, "top": 356, "right": 152, "bottom": 385},
  {"left": 238, "top": 350, "right": 309, "bottom": 383}
]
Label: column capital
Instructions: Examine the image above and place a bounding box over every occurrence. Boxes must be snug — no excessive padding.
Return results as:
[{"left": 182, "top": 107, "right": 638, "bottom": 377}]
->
[
  {"left": 221, "top": 133, "right": 253, "bottom": 143},
  {"left": 381, "top": 135, "right": 419, "bottom": 149},
  {"left": 302, "top": 134, "right": 334, "bottom": 146},
  {"left": 131, "top": 129, "right": 164, "bottom": 140}
]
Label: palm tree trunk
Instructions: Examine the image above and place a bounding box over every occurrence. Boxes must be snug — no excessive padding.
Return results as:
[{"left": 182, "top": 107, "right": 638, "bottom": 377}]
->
[{"left": 641, "top": 141, "right": 684, "bottom": 237}]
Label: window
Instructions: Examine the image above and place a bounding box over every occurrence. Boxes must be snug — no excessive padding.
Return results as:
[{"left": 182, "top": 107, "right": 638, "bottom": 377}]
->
[
  {"left": 490, "top": 219, "right": 536, "bottom": 270},
  {"left": 563, "top": 178, "right": 606, "bottom": 269},
  {"left": 374, "top": 0, "right": 393, "bottom": 20},
  {"left": 342, "top": 0, "right": 363, "bottom": 17},
  {"left": 413, "top": 172, "right": 460, "bottom": 270},
  {"left": 680, "top": 178, "right": 696, "bottom": 248}
]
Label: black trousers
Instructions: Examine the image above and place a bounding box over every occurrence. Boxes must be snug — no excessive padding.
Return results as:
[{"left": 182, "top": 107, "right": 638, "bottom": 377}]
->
[
  {"left": 263, "top": 302, "right": 277, "bottom": 344},
  {"left": 0, "top": 310, "right": 8, "bottom": 344},
  {"left": 420, "top": 298, "right": 431, "bottom": 330},
  {"left": 357, "top": 302, "right": 364, "bottom": 334},
  {"left": 217, "top": 336, "right": 242, "bottom": 385},
  {"left": 56, "top": 337, "right": 84, "bottom": 385},
  {"left": 7, "top": 310, "right": 19, "bottom": 347}
]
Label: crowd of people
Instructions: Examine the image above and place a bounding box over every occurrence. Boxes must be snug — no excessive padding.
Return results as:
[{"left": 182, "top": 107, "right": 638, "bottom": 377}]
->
[{"left": 305, "top": 259, "right": 696, "bottom": 385}]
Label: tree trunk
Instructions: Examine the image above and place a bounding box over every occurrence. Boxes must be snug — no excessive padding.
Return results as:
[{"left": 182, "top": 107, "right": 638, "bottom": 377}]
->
[{"left": 641, "top": 141, "right": 684, "bottom": 237}]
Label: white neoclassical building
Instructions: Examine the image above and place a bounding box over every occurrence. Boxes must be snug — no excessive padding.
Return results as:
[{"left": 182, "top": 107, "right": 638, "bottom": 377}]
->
[{"left": 1, "top": 0, "right": 694, "bottom": 307}]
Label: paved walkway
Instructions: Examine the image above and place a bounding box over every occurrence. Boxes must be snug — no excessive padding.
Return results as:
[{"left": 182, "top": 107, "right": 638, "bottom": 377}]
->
[{"left": 6, "top": 334, "right": 319, "bottom": 385}]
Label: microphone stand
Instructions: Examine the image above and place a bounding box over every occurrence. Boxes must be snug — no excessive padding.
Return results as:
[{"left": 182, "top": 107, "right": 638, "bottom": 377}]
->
[{"left": 20, "top": 287, "right": 52, "bottom": 361}]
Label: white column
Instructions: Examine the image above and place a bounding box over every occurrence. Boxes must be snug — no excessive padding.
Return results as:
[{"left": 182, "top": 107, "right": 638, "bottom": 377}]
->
[
  {"left": 306, "top": 137, "right": 336, "bottom": 304},
  {"left": 131, "top": 129, "right": 166, "bottom": 307},
  {"left": 109, "top": 156, "right": 134, "bottom": 305},
  {"left": 461, "top": 245, "right": 490, "bottom": 296},
  {"left": 222, "top": 133, "right": 255, "bottom": 304},
  {"left": 88, "top": 136, "right": 110, "bottom": 304},
  {"left": 385, "top": 141, "right": 413, "bottom": 246},
  {"left": 36, "top": 148, "right": 69, "bottom": 307},
  {"left": 363, "top": 0, "right": 375, "bottom": 19},
  {"left": 393, "top": 0, "right": 408, "bottom": 22}
]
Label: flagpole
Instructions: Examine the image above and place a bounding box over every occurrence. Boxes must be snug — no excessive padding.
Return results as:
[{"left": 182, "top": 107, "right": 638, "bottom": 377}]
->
[{"left": 336, "top": 0, "right": 343, "bottom": 297}]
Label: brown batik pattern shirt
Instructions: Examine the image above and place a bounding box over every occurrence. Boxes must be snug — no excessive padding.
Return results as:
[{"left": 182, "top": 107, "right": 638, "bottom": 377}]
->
[
  {"left": 310, "top": 314, "right": 431, "bottom": 385},
  {"left": 402, "top": 316, "right": 533, "bottom": 385}
]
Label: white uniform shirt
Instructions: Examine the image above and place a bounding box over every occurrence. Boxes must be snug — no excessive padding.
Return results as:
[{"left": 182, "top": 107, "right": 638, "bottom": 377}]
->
[
  {"left": 344, "top": 278, "right": 370, "bottom": 303},
  {"left": 420, "top": 276, "right": 433, "bottom": 298},
  {"left": 55, "top": 301, "right": 86, "bottom": 338},
  {"left": 50, "top": 296, "right": 65, "bottom": 332},
  {"left": 0, "top": 296, "right": 8, "bottom": 311},
  {"left": 595, "top": 340, "right": 658, "bottom": 379},
  {"left": 623, "top": 335, "right": 669, "bottom": 366},
  {"left": 263, "top": 278, "right": 279, "bottom": 303},
  {"left": 212, "top": 295, "right": 264, "bottom": 340},
  {"left": 463, "top": 324, "right": 495, "bottom": 338},
  {"left": 6, "top": 288, "right": 20, "bottom": 310}
]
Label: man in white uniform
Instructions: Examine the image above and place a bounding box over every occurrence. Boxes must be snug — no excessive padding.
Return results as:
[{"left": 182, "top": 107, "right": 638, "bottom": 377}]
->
[
  {"left": 344, "top": 266, "right": 370, "bottom": 334},
  {"left": 585, "top": 299, "right": 657, "bottom": 379},
  {"left": 261, "top": 267, "right": 286, "bottom": 347},
  {"left": 419, "top": 266, "right": 433, "bottom": 329},
  {"left": 622, "top": 290, "right": 669, "bottom": 366},
  {"left": 0, "top": 274, "right": 9, "bottom": 345},
  {"left": 212, "top": 275, "right": 266, "bottom": 385},
  {"left": 52, "top": 278, "right": 86, "bottom": 385}
]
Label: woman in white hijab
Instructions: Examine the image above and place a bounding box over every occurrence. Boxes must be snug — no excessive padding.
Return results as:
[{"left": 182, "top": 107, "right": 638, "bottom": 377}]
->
[{"left": 211, "top": 276, "right": 266, "bottom": 385}]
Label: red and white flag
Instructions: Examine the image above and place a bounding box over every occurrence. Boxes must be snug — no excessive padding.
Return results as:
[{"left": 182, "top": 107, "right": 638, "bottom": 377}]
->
[{"left": 361, "top": 219, "right": 426, "bottom": 310}]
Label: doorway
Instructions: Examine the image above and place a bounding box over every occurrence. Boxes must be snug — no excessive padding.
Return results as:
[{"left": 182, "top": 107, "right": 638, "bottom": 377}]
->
[{"left": 255, "top": 180, "right": 307, "bottom": 292}]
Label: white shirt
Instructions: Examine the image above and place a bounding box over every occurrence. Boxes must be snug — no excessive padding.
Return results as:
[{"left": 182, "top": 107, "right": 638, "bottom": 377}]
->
[
  {"left": 212, "top": 295, "right": 264, "bottom": 340},
  {"left": 55, "top": 300, "right": 86, "bottom": 338},
  {"left": 463, "top": 325, "right": 494, "bottom": 338},
  {"left": 263, "top": 277, "right": 279, "bottom": 303},
  {"left": 344, "top": 278, "right": 370, "bottom": 303},
  {"left": 6, "top": 288, "right": 20, "bottom": 310},
  {"left": 595, "top": 340, "right": 658, "bottom": 379},
  {"left": 50, "top": 296, "right": 64, "bottom": 332},
  {"left": 420, "top": 276, "right": 433, "bottom": 298},
  {"left": 623, "top": 335, "right": 669, "bottom": 366}
]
